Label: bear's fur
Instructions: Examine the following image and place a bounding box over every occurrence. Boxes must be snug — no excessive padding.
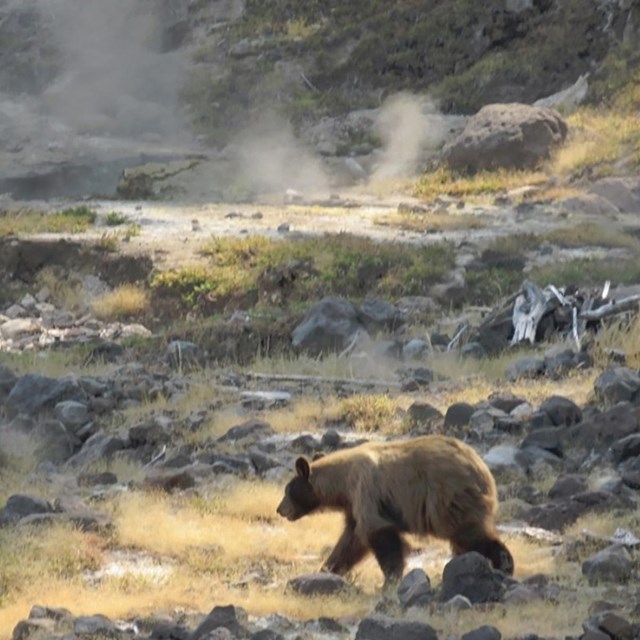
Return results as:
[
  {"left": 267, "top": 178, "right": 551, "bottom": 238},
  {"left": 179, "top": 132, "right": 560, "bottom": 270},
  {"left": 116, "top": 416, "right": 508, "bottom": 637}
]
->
[{"left": 276, "top": 434, "right": 514, "bottom": 587}]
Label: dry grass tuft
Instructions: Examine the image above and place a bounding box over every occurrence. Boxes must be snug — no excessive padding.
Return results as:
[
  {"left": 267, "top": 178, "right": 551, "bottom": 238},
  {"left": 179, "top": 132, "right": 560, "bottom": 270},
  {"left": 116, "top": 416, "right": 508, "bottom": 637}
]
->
[
  {"left": 35, "top": 266, "right": 85, "bottom": 312},
  {"left": 591, "top": 314, "right": 640, "bottom": 370},
  {"left": 0, "top": 206, "right": 97, "bottom": 237},
  {"left": 333, "top": 394, "right": 405, "bottom": 433},
  {"left": 550, "top": 108, "right": 640, "bottom": 179},
  {"left": 374, "top": 209, "right": 487, "bottom": 233},
  {"left": 415, "top": 167, "right": 548, "bottom": 202},
  {"left": 543, "top": 222, "right": 640, "bottom": 250},
  {"left": 91, "top": 285, "right": 150, "bottom": 321}
]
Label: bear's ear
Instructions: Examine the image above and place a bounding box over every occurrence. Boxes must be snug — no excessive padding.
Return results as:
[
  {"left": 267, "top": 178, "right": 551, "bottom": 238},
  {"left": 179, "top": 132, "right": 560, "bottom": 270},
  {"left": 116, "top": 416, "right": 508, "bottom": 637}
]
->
[
  {"left": 312, "top": 453, "right": 325, "bottom": 462},
  {"left": 295, "top": 457, "right": 310, "bottom": 481}
]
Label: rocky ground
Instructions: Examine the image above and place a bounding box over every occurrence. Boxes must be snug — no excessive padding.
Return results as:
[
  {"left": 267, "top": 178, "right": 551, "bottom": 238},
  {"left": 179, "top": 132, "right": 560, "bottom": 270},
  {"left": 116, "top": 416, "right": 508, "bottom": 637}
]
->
[
  {"left": 2, "top": 174, "right": 640, "bottom": 640},
  {"left": 1, "top": 2, "right": 640, "bottom": 639}
]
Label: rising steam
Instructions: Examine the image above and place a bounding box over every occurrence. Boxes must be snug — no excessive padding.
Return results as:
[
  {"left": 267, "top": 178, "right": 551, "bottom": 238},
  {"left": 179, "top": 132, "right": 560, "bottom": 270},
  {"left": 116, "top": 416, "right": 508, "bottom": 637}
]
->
[
  {"left": 39, "top": 0, "right": 190, "bottom": 142},
  {"left": 371, "top": 92, "right": 455, "bottom": 181}
]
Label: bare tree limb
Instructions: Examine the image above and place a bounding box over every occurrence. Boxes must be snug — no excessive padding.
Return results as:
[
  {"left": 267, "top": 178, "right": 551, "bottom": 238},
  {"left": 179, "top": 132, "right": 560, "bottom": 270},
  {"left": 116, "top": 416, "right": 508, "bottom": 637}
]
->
[{"left": 579, "top": 294, "right": 640, "bottom": 321}]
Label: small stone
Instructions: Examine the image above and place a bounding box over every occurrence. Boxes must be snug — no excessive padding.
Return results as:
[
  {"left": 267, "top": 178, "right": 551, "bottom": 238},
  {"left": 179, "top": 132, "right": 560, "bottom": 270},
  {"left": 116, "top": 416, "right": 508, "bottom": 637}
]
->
[
  {"left": 397, "top": 568, "right": 432, "bottom": 608},
  {"left": 444, "top": 402, "right": 475, "bottom": 428},
  {"left": 582, "top": 544, "right": 633, "bottom": 585},
  {"left": 287, "top": 572, "right": 351, "bottom": 596},
  {"left": 355, "top": 615, "right": 437, "bottom": 640},
  {"left": 461, "top": 625, "right": 502, "bottom": 640}
]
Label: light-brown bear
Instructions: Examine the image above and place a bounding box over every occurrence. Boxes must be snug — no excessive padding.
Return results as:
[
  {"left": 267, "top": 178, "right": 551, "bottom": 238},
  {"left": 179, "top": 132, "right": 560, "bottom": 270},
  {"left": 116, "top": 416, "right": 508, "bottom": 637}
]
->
[{"left": 276, "top": 434, "right": 514, "bottom": 587}]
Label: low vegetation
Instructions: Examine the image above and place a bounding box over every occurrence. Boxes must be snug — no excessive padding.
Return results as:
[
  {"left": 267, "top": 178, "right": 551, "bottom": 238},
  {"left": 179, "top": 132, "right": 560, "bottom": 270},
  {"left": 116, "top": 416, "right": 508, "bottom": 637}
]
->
[
  {"left": 91, "top": 285, "right": 150, "bottom": 321},
  {"left": 374, "top": 207, "right": 488, "bottom": 233},
  {"left": 414, "top": 167, "right": 548, "bottom": 202},
  {"left": 0, "top": 206, "right": 97, "bottom": 237},
  {"left": 151, "top": 234, "right": 457, "bottom": 311}
]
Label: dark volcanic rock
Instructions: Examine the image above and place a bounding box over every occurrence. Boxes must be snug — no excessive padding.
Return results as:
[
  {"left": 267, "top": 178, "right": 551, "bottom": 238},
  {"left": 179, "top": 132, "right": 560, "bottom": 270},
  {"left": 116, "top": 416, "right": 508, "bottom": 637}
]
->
[
  {"left": 190, "top": 605, "right": 250, "bottom": 640},
  {"left": 357, "top": 299, "right": 405, "bottom": 332},
  {"left": 0, "top": 494, "right": 54, "bottom": 527},
  {"left": 539, "top": 395, "right": 582, "bottom": 427},
  {"left": 355, "top": 615, "right": 437, "bottom": 640},
  {"left": 287, "top": 572, "right": 351, "bottom": 596},
  {"left": 397, "top": 568, "right": 432, "bottom": 608},
  {"left": 291, "top": 296, "right": 365, "bottom": 356},
  {"left": 6, "top": 374, "right": 87, "bottom": 417},
  {"left": 462, "top": 626, "right": 502, "bottom": 640},
  {"left": 582, "top": 545, "right": 633, "bottom": 585},
  {"left": 442, "top": 103, "right": 567, "bottom": 173},
  {"left": 439, "top": 552, "right": 507, "bottom": 604},
  {"left": 444, "top": 402, "right": 476, "bottom": 428},
  {"left": 594, "top": 367, "right": 640, "bottom": 406}
]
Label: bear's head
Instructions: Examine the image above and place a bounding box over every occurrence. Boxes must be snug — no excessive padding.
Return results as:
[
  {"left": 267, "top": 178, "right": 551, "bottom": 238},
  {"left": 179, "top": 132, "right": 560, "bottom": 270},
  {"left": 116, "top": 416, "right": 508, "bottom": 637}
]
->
[{"left": 276, "top": 457, "right": 320, "bottom": 521}]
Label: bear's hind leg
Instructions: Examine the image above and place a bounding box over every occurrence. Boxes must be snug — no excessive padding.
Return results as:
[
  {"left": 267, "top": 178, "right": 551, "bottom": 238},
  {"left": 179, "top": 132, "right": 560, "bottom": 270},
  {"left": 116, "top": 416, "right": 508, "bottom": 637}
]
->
[
  {"left": 368, "top": 527, "right": 408, "bottom": 588},
  {"left": 451, "top": 527, "right": 514, "bottom": 576},
  {"left": 323, "top": 519, "right": 369, "bottom": 576}
]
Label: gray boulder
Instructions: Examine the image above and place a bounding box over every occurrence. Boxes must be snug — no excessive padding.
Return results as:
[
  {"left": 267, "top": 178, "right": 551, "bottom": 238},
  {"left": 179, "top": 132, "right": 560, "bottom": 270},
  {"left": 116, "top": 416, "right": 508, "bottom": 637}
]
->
[
  {"left": 190, "top": 605, "right": 250, "bottom": 640},
  {"left": 582, "top": 544, "right": 633, "bottom": 585},
  {"left": 291, "top": 297, "right": 366, "bottom": 356},
  {"left": 442, "top": 103, "right": 568, "bottom": 173},
  {"left": 6, "top": 374, "right": 87, "bottom": 418},
  {"left": 594, "top": 367, "right": 640, "bottom": 406},
  {"left": 54, "top": 401, "right": 90, "bottom": 433},
  {"left": 589, "top": 177, "right": 640, "bottom": 214},
  {"left": 439, "top": 552, "right": 507, "bottom": 603},
  {"left": 355, "top": 615, "right": 437, "bottom": 640},
  {"left": 397, "top": 568, "right": 432, "bottom": 608},
  {"left": 0, "top": 494, "right": 54, "bottom": 527},
  {"left": 286, "top": 572, "right": 351, "bottom": 596}
]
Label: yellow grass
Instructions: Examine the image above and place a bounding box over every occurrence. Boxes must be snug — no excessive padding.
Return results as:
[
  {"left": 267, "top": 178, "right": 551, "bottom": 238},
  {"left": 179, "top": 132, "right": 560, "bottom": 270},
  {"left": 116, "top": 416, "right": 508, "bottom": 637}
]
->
[
  {"left": 0, "top": 472, "right": 602, "bottom": 640},
  {"left": 415, "top": 167, "right": 548, "bottom": 202},
  {"left": 550, "top": 108, "right": 640, "bottom": 178},
  {"left": 35, "top": 266, "right": 85, "bottom": 312},
  {"left": 91, "top": 285, "right": 150, "bottom": 320},
  {"left": 591, "top": 314, "right": 640, "bottom": 370},
  {"left": 374, "top": 210, "right": 487, "bottom": 233}
]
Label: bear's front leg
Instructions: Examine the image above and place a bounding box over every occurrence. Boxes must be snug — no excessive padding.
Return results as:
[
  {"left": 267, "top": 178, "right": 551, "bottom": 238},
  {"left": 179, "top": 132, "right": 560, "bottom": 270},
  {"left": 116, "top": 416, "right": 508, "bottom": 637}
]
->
[
  {"left": 322, "top": 519, "right": 369, "bottom": 575},
  {"left": 368, "top": 527, "right": 407, "bottom": 588}
]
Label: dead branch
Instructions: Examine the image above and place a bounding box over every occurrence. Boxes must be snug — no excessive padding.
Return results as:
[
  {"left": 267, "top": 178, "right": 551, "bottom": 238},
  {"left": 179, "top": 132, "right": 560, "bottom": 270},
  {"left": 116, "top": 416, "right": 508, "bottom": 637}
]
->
[
  {"left": 245, "top": 371, "right": 402, "bottom": 388},
  {"left": 578, "top": 294, "right": 640, "bottom": 322}
]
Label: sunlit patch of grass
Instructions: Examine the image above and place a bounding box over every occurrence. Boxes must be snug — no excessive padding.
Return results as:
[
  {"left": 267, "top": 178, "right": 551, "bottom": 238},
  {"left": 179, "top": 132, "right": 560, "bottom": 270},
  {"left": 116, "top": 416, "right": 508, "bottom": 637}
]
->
[
  {"left": 91, "top": 285, "right": 150, "bottom": 321},
  {"left": 424, "top": 367, "right": 596, "bottom": 416},
  {"left": 374, "top": 209, "right": 488, "bottom": 233},
  {"left": 113, "top": 487, "right": 344, "bottom": 562},
  {"left": 415, "top": 167, "right": 548, "bottom": 202},
  {"left": 530, "top": 255, "right": 640, "bottom": 289},
  {"left": 591, "top": 314, "right": 640, "bottom": 371},
  {"left": 333, "top": 394, "right": 404, "bottom": 433},
  {"left": 0, "top": 573, "right": 375, "bottom": 640},
  {"left": 35, "top": 266, "right": 85, "bottom": 312},
  {"left": 550, "top": 107, "right": 640, "bottom": 179},
  {"left": 0, "top": 347, "right": 111, "bottom": 378},
  {"left": 151, "top": 233, "right": 457, "bottom": 310},
  {"left": 413, "top": 599, "right": 588, "bottom": 640},
  {"left": 543, "top": 222, "right": 640, "bottom": 250},
  {"left": 0, "top": 524, "right": 105, "bottom": 606},
  {"left": 0, "top": 206, "right": 97, "bottom": 237}
]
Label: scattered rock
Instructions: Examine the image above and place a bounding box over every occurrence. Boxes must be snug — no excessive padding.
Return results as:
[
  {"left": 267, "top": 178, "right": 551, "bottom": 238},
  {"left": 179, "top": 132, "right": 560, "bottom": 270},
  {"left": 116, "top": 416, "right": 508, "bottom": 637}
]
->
[
  {"left": 442, "top": 103, "right": 567, "bottom": 173},
  {"left": 439, "top": 552, "right": 507, "bottom": 604},
  {"left": 190, "top": 605, "right": 250, "bottom": 640},
  {"left": 355, "top": 615, "right": 438, "bottom": 640},
  {"left": 6, "top": 374, "right": 87, "bottom": 418},
  {"left": 461, "top": 625, "right": 502, "bottom": 640},
  {"left": 0, "top": 494, "right": 54, "bottom": 527},
  {"left": 291, "top": 297, "right": 366, "bottom": 356},
  {"left": 397, "top": 568, "right": 432, "bottom": 608},
  {"left": 582, "top": 545, "right": 633, "bottom": 585},
  {"left": 593, "top": 367, "right": 640, "bottom": 406},
  {"left": 286, "top": 572, "right": 351, "bottom": 596}
]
